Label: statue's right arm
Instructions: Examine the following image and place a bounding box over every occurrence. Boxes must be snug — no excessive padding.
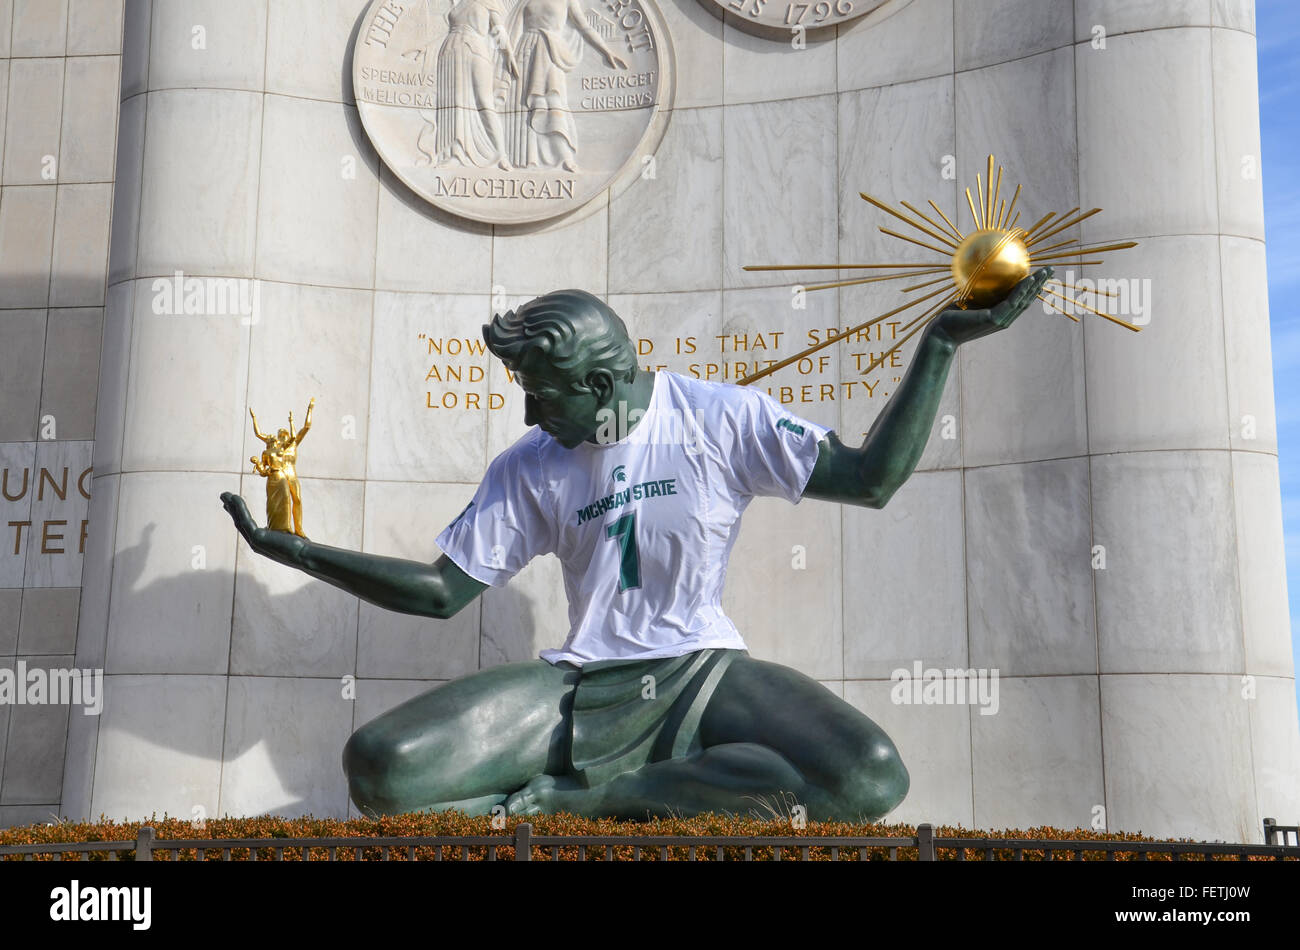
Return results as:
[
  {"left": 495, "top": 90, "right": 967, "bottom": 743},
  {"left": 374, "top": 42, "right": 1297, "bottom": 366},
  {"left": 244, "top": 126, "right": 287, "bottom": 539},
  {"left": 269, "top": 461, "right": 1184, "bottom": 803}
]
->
[
  {"left": 568, "top": 0, "right": 627, "bottom": 67},
  {"left": 220, "top": 492, "right": 488, "bottom": 619},
  {"left": 249, "top": 408, "right": 268, "bottom": 443}
]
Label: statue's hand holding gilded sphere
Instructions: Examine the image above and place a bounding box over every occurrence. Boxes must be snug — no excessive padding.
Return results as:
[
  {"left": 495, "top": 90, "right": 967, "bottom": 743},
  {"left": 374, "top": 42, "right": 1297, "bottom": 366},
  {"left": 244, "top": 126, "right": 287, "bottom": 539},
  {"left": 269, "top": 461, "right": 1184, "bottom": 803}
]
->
[{"left": 931, "top": 266, "right": 1053, "bottom": 348}]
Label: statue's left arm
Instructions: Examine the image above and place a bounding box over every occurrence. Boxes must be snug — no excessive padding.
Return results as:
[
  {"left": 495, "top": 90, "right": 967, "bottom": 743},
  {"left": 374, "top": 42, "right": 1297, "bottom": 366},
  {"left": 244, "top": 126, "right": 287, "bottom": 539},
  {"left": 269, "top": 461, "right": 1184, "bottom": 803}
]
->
[
  {"left": 220, "top": 492, "right": 488, "bottom": 619},
  {"left": 295, "top": 397, "right": 315, "bottom": 445},
  {"left": 802, "top": 267, "right": 1051, "bottom": 509},
  {"left": 490, "top": 9, "right": 519, "bottom": 75}
]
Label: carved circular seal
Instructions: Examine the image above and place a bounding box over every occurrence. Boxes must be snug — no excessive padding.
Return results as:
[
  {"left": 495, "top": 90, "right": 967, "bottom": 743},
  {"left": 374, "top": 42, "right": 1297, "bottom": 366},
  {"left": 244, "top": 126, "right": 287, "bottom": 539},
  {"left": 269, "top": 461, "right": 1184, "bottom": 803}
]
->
[
  {"left": 353, "top": 0, "right": 674, "bottom": 225},
  {"left": 700, "top": 0, "right": 911, "bottom": 35}
]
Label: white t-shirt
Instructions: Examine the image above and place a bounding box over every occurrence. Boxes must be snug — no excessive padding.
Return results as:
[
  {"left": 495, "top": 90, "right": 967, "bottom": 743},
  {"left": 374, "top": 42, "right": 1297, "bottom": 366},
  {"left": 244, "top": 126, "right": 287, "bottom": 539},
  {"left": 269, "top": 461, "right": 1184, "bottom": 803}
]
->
[{"left": 434, "top": 370, "right": 831, "bottom": 666}]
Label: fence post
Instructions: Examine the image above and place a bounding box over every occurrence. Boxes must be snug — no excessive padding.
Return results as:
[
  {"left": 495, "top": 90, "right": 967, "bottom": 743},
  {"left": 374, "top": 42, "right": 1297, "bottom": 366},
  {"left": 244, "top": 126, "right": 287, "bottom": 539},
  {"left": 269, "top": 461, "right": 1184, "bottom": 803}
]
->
[
  {"left": 917, "top": 823, "right": 935, "bottom": 862},
  {"left": 135, "top": 826, "right": 155, "bottom": 862},
  {"left": 1263, "top": 818, "right": 1275, "bottom": 845},
  {"left": 515, "top": 823, "right": 532, "bottom": 862}
]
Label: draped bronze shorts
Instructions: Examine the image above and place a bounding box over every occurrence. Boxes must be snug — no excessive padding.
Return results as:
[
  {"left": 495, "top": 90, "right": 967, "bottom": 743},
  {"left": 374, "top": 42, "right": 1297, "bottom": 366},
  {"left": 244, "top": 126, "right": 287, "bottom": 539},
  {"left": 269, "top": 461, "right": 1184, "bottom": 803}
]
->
[{"left": 557, "top": 648, "right": 744, "bottom": 787}]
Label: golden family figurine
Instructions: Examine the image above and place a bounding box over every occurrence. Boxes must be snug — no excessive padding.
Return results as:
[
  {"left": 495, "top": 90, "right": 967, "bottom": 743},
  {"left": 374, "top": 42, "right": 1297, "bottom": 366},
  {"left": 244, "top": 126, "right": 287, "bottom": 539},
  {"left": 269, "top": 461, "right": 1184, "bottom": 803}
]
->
[{"left": 248, "top": 398, "right": 314, "bottom": 538}]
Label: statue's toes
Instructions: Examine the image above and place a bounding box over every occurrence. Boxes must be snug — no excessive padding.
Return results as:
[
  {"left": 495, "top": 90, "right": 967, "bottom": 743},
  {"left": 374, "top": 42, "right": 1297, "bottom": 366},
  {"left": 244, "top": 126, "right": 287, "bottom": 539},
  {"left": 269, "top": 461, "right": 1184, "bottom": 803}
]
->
[
  {"left": 504, "top": 790, "right": 532, "bottom": 816},
  {"left": 506, "top": 775, "right": 555, "bottom": 816}
]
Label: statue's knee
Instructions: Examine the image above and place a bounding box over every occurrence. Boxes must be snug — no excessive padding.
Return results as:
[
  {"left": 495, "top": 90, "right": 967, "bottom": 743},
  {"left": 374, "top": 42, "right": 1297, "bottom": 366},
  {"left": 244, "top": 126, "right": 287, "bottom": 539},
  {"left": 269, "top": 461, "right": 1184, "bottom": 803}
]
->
[
  {"left": 342, "top": 726, "right": 378, "bottom": 777},
  {"left": 876, "top": 746, "right": 910, "bottom": 813},
  {"left": 838, "top": 738, "right": 909, "bottom": 819},
  {"left": 342, "top": 726, "right": 404, "bottom": 808}
]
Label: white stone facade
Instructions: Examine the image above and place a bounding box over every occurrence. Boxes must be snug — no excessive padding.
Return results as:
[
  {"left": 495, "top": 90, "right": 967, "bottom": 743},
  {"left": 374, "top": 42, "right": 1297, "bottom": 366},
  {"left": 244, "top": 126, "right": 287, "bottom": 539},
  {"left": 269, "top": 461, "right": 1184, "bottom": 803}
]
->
[{"left": 0, "top": 0, "right": 123, "bottom": 828}]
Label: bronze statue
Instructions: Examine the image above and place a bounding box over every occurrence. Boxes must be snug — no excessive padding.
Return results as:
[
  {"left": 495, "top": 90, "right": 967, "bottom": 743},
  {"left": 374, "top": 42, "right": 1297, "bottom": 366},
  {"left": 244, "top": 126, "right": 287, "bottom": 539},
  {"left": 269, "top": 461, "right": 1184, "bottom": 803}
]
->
[
  {"left": 248, "top": 398, "right": 314, "bottom": 538},
  {"left": 221, "top": 268, "right": 1050, "bottom": 821}
]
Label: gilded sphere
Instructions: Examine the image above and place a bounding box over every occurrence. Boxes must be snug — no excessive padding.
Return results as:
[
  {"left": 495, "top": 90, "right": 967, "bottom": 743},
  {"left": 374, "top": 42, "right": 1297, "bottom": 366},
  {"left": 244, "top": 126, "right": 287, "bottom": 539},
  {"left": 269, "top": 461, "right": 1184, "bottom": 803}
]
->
[{"left": 951, "top": 228, "right": 1030, "bottom": 309}]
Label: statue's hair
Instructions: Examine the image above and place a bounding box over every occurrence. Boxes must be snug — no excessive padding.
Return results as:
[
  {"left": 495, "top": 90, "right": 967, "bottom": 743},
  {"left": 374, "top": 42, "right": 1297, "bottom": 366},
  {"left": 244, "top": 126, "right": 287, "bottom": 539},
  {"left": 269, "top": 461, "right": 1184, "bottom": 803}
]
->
[{"left": 483, "top": 289, "right": 636, "bottom": 389}]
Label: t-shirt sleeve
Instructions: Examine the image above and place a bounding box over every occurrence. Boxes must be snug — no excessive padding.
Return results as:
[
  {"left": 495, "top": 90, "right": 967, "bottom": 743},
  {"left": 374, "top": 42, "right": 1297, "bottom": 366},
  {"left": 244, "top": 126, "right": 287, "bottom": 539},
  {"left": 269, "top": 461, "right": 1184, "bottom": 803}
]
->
[
  {"left": 725, "top": 386, "right": 832, "bottom": 504},
  {"left": 434, "top": 442, "right": 556, "bottom": 587}
]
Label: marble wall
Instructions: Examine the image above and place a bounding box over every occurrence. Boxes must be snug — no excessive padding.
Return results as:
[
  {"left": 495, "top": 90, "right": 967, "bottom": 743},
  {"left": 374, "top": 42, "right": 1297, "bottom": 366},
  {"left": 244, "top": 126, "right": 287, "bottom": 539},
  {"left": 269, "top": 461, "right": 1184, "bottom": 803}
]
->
[
  {"left": 23, "top": 0, "right": 1299, "bottom": 842},
  {"left": 0, "top": 0, "right": 123, "bottom": 826}
]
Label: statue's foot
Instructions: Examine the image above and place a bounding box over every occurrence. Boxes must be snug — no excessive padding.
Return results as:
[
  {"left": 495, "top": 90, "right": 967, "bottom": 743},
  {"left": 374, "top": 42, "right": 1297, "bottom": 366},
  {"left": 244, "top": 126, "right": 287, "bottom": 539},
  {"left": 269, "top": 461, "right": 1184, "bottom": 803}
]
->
[{"left": 505, "top": 774, "right": 591, "bottom": 817}]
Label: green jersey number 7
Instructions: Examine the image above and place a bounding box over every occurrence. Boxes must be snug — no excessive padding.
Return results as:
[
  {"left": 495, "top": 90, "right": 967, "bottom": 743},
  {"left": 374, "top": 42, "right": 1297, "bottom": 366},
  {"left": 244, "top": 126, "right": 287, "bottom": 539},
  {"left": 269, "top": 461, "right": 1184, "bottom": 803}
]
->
[{"left": 605, "top": 513, "right": 642, "bottom": 592}]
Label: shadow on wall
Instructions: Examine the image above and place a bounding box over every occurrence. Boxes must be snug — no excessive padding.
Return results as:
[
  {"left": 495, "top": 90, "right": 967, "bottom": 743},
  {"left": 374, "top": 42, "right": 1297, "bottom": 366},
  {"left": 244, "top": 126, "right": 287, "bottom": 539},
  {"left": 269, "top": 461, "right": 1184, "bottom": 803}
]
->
[{"left": 84, "top": 521, "right": 556, "bottom": 821}]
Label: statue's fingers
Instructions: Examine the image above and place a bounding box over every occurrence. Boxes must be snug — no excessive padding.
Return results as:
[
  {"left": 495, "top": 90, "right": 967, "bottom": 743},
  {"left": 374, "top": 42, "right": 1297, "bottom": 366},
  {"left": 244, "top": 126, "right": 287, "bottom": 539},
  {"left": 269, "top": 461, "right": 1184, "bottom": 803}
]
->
[
  {"left": 221, "top": 494, "right": 244, "bottom": 531},
  {"left": 225, "top": 500, "right": 244, "bottom": 526},
  {"left": 221, "top": 492, "right": 253, "bottom": 529},
  {"left": 1017, "top": 270, "right": 1043, "bottom": 299},
  {"left": 1013, "top": 269, "right": 1047, "bottom": 311},
  {"left": 1015, "top": 279, "right": 1038, "bottom": 311},
  {"left": 1025, "top": 269, "right": 1052, "bottom": 308},
  {"left": 998, "top": 276, "right": 1039, "bottom": 326}
]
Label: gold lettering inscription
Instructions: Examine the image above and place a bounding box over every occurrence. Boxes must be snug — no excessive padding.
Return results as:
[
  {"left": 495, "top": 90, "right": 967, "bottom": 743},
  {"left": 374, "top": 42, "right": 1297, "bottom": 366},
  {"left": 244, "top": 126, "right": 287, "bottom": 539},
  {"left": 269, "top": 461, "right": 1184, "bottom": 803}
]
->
[{"left": 405, "top": 326, "right": 911, "bottom": 415}]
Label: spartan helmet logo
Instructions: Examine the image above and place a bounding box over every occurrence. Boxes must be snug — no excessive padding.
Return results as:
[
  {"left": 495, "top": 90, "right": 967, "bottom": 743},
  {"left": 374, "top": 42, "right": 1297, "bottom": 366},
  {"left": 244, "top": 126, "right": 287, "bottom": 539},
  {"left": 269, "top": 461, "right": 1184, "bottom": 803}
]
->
[{"left": 611, "top": 465, "right": 627, "bottom": 484}]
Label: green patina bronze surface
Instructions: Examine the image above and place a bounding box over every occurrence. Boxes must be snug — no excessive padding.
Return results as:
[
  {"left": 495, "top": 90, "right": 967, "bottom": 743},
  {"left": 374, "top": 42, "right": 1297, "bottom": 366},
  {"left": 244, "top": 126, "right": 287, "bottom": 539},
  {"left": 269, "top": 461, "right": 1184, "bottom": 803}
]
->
[{"left": 220, "top": 267, "right": 1050, "bottom": 821}]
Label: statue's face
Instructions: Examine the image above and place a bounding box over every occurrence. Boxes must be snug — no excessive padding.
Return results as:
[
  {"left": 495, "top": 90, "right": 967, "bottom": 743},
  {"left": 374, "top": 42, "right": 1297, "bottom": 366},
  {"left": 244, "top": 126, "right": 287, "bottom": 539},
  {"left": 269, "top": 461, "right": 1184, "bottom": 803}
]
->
[
  {"left": 513, "top": 349, "right": 604, "bottom": 449},
  {"left": 276, "top": 429, "right": 290, "bottom": 444}
]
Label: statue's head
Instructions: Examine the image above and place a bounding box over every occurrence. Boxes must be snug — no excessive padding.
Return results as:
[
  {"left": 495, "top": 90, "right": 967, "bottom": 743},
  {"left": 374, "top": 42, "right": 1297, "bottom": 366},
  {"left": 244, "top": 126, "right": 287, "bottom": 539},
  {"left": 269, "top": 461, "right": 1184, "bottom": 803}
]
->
[
  {"left": 484, "top": 289, "right": 638, "bottom": 448},
  {"left": 275, "top": 428, "right": 291, "bottom": 444}
]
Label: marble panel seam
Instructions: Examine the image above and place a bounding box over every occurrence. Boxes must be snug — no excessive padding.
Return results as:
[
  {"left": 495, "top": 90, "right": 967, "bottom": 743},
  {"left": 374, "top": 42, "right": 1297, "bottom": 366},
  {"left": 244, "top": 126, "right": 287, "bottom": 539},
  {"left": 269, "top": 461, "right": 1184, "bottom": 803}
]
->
[
  {"left": 109, "top": 470, "right": 491, "bottom": 486},
  {"left": 8, "top": 53, "right": 127, "bottom": 62},
  {"left": 837, "top": 67, "right": 958, "bottom": 96},
  {"left": 221, "top": 49, "right": 273, "bottom": 813},
  {"left": 112, "top": 231, "right": 1269, "bottom": 291},
  {"left": 1070, "top": 24, "right": 1253, "bottom": 47},
  {"left": 357, "top": 132, "right": 382, "bottom": 713},
  {"left": 838, "top": 671, "right": 1273, "bottom": 681},
  {"left": 136, "top": 87, "right": 362, "bottom": 112}
]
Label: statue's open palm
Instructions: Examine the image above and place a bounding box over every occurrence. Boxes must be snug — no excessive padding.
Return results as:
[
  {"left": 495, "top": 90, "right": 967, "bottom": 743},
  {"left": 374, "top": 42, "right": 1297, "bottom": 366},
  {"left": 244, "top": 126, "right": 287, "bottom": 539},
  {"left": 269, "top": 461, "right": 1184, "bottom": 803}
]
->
[
  {"left": 220, "top": 492, "right": 306, "bottom": 565},
  {"left": 932, "top": 266, "right": 1052, "bottom": 347}
]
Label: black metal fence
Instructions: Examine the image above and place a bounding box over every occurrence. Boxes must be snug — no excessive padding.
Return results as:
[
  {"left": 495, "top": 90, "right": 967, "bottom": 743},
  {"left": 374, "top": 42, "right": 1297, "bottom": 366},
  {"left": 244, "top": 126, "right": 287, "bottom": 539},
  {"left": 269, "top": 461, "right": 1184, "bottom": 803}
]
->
[
  {"left": 3, "top": 820, "right": 1299, "bottom": 862},
  {"left": 1264, "top": 817, "right": 1300, "bottom": 847}
]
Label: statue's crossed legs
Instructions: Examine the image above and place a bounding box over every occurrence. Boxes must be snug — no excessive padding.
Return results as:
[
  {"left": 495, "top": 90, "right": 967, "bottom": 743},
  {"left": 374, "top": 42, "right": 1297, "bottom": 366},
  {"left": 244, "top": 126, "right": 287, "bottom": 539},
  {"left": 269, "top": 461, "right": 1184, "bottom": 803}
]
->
[{"left": 342, "top": 654, "right": 908, "bottom": 822}]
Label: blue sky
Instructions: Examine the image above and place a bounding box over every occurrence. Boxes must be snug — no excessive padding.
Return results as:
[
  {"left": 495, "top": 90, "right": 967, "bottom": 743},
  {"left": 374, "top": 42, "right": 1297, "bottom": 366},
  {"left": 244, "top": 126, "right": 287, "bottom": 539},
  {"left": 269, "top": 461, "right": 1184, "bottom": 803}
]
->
[{"left": 1257, "top": 1, "right": 1300, "bottom": 715}]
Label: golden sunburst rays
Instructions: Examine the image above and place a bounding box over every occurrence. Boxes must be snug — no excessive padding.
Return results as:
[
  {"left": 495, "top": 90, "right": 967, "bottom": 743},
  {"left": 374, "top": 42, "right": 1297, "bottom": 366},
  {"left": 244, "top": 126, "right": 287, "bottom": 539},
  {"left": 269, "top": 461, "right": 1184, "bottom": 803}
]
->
[{"left": 739, "top": 155, "right": 1141, "bottom": 387}]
